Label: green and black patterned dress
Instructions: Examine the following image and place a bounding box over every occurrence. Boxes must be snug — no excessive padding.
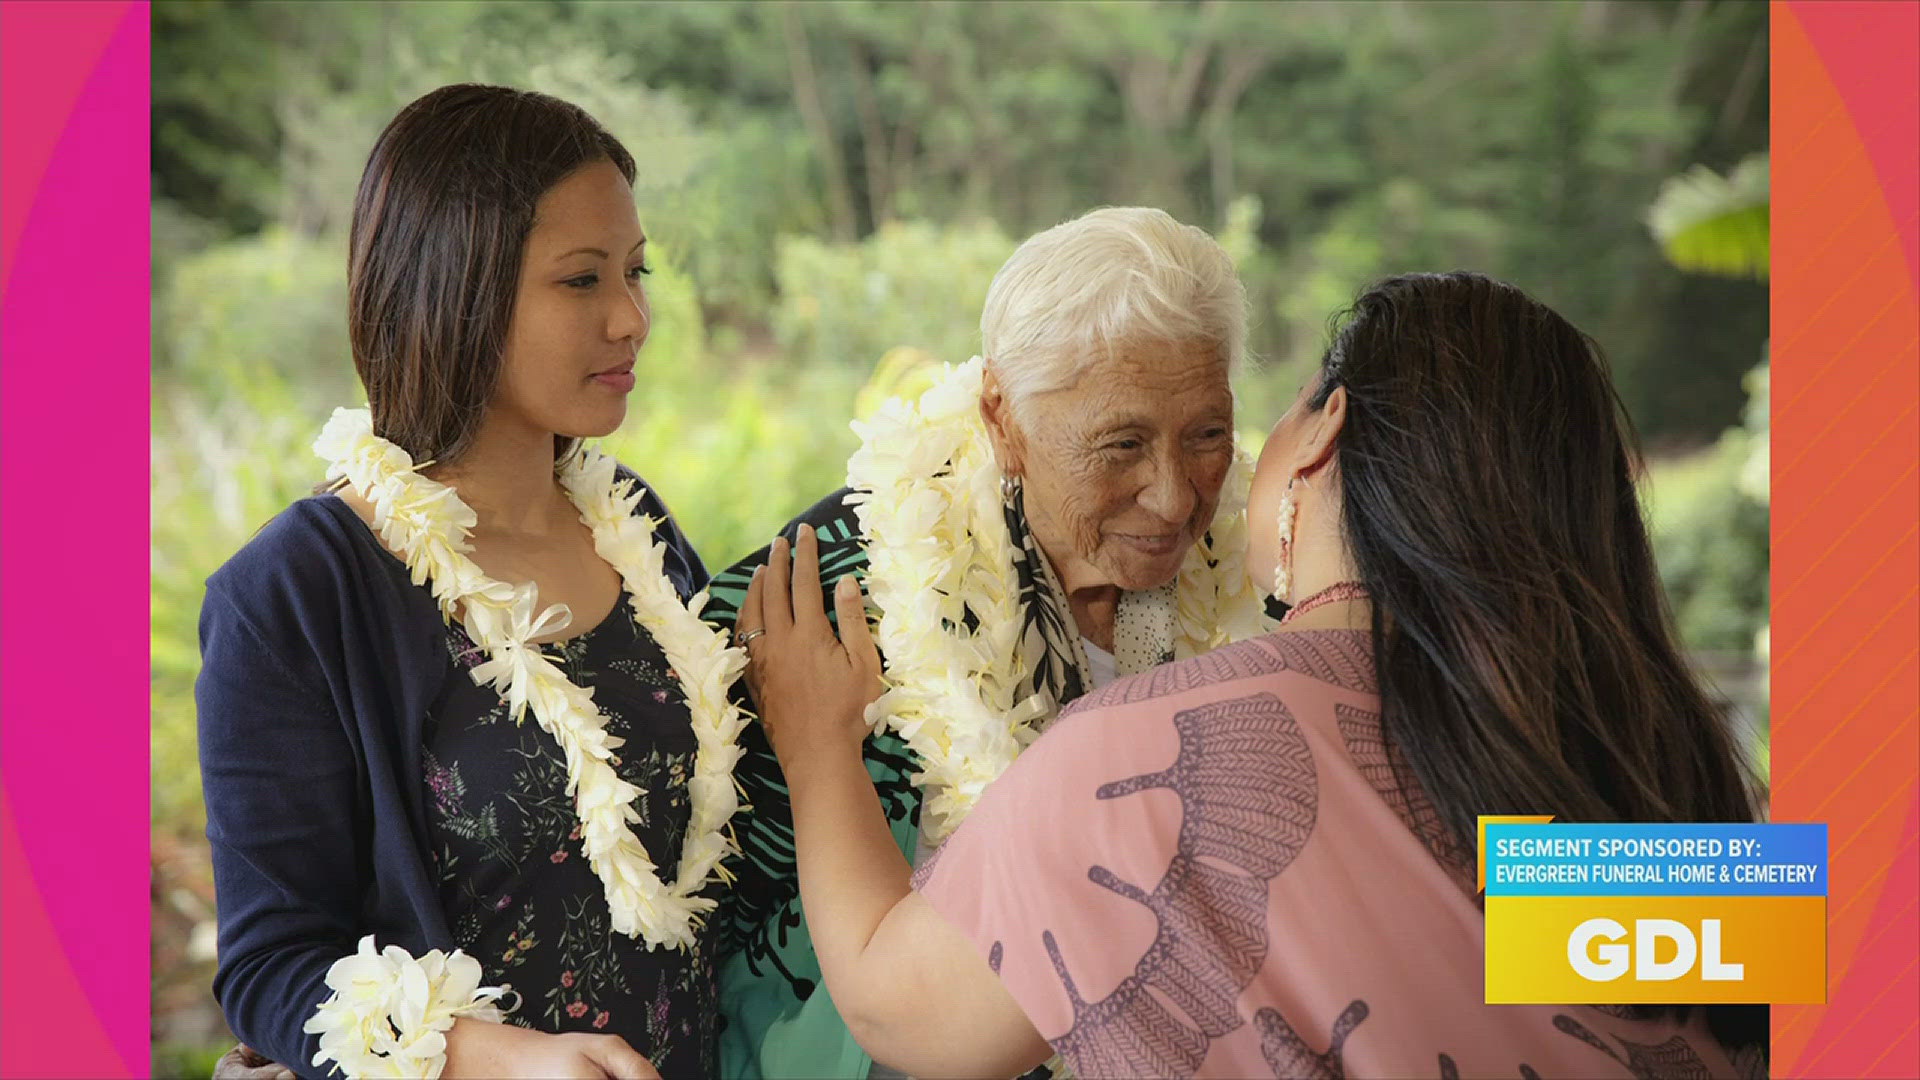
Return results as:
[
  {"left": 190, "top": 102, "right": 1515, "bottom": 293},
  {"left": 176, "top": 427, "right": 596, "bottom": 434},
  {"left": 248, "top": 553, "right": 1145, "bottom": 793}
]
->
[
  {"left": 705, "top": 490, "right": 928, "bottom": 1080},
  {"left": 707, "top": 486, "right": 1271, "bottom": 1079}
]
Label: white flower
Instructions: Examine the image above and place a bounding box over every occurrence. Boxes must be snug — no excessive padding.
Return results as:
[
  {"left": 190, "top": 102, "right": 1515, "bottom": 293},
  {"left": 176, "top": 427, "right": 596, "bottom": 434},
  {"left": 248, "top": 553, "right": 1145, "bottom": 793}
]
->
[
  {"left": 850, "top": 363, "right": 1276, "bottom": 842},
  {"left": 305, "top": 937, "right": 509, "bottom": 1079},
  {"left": 315, "top": 418, "right": 746, "bottom": 956},
  {"left": 918, "top": 356, "right": 986, "bottom": 422}
]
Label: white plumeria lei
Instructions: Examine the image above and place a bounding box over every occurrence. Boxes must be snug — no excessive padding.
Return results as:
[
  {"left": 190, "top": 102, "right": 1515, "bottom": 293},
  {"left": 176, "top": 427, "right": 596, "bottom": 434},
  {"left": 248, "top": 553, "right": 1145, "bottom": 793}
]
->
[
  {"left": 313, "top": 409, "right": 748, "bottom": 950},
  {"left": 845, "top": 357, "right": 1272, "bottom": 842},
  {"left": 304, "top": 935, "right": 507, "bottom": 1079}
]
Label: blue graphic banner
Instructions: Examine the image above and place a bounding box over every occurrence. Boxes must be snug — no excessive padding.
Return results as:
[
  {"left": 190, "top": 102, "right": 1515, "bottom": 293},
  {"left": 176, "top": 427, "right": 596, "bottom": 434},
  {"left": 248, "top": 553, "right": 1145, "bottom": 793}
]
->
[{"left": 1483, "top": 823, "right": 1828, "bottom": 897}]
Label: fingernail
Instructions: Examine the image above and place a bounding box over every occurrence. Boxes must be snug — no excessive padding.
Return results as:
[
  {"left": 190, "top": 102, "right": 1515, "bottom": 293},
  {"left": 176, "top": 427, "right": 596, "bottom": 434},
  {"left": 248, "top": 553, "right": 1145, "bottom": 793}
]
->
[{"left": 837, "top": 575, "right": 855, "bottom": 592}]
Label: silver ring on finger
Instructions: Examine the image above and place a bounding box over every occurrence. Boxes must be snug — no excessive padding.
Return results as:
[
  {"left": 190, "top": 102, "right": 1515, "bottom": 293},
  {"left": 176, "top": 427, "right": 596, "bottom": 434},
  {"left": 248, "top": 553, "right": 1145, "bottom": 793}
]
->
[{"left": 738, "top": 627, "right": 767, "bottom": 647}]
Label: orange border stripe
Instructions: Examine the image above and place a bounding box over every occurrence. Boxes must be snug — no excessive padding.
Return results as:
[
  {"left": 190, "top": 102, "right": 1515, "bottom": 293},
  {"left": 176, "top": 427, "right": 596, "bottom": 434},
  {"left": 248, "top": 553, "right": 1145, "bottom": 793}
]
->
[{"left": 1772, "top": 4, "right": 1920, "bottom": 1075}]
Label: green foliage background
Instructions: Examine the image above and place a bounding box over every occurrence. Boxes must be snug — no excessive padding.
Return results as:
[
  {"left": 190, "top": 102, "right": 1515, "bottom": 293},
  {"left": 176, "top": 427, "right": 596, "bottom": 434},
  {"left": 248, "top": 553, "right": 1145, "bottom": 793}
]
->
[{"left": 151, "top": 0, "right": 1771, "bottom": 1056}]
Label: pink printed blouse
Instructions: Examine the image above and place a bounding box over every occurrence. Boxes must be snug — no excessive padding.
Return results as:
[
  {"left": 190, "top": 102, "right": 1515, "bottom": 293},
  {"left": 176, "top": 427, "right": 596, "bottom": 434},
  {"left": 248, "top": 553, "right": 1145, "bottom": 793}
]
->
[{"left": 913, "top": 630, "right": 1758, "bottom": 1079}]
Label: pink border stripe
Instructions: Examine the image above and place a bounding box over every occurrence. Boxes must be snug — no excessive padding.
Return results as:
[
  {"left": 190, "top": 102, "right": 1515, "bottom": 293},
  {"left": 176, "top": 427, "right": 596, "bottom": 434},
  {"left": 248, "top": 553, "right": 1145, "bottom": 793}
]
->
[
  {"left": 1783, "top": 2, "right": 1920, "bottom": 1074},
  {"left": 1798, "top": 803, "right": 1920, "bottom": 1072},
  {"left": 2, "top": 793, "right": 125, "bottom": 1077},
  {"left": 0, "top": 1, "right": 124, "bottom": 298},
  {"left": 0, "top": 2, "right": 149, "bottom": 1075},
  {"left": 1798, "top": 1, "right": 1920, "bottom": 287}
]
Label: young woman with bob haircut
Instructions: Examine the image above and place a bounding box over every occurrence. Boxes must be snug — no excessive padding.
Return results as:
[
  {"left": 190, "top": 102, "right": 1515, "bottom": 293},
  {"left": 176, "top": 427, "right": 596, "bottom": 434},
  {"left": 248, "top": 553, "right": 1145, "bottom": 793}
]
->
[{"left": 198, "top": 84, "right": 744, "bottom": 1080}]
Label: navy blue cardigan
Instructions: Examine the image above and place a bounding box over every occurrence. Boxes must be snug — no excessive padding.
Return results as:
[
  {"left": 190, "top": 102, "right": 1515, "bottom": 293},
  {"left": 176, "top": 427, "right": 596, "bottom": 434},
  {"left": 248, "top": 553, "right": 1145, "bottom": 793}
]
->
[{"left": 196, "top": 485, "right": 707, "bottom": 1077}]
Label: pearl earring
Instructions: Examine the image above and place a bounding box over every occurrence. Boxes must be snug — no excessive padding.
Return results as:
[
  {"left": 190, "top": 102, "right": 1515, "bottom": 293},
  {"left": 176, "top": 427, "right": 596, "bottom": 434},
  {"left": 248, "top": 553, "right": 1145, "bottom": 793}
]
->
[{"left": 1273, "top": 476, "right": 1301, "bottom": 603}]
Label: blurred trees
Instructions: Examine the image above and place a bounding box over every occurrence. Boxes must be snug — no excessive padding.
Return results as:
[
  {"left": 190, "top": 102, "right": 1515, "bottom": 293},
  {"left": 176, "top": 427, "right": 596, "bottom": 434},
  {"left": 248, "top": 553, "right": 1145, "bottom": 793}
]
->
[
  {"left": 155, "top": 0, "right": 1769, "bottom": 436},
  {"left": 1645, "top": 150, "right": 1771, "bottom": 667},
  {"left": 1639, "top": 145, "right": 1770, "bottom": 785}
]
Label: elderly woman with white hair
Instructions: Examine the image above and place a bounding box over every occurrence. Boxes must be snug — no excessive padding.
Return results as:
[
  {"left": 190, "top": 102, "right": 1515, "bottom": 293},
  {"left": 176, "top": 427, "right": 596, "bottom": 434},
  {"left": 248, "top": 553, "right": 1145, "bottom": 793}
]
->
[{"left": 706, "top": 206, "right": 1272, "bottom": 1079}]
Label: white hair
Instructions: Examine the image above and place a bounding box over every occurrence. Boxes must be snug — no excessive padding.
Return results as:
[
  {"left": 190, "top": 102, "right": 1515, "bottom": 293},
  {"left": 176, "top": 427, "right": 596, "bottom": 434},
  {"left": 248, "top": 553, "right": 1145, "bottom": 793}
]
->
[{"left": 980, "top": 206, "right": 1246, "bottom": 416}]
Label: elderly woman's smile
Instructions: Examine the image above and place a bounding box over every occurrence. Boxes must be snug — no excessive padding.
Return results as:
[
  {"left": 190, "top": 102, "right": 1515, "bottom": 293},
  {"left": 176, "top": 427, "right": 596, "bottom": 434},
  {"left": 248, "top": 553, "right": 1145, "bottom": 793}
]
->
[
  {"left": 1002, "top": 338, "right": 1235, "bottom": 596},
  {"left": 962, "top": 208, "right": 1248, "bottom": 651}
]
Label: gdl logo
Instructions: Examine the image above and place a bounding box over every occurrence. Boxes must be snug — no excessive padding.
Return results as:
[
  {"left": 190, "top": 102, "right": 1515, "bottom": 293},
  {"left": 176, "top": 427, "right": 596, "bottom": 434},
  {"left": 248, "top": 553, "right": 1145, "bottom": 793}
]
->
[{"left": 1567, "top": 919, "right": 1745, "bottom": 982}]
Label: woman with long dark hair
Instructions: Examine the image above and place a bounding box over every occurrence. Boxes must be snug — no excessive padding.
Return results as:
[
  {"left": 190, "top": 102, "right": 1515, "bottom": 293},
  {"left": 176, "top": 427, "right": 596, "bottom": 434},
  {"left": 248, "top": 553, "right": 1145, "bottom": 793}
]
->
[
  {"left": 737, "top": 271, "right": 1766, "bottom": 1078},
  {"left": 197, "top": 85, "right": 748, "bottom": 1080}
]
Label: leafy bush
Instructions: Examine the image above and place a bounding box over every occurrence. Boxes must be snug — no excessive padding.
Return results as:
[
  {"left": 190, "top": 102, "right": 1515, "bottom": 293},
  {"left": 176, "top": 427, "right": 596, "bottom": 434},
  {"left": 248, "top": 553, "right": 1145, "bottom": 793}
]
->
[
  {"left": 602, "top": 359, "right": 864, "bottom": 569},
  {"left": 773, "top": 219, "right": 1016, "bottom": 369},
  {"left": 153, "top": 1042, "right": 229, "bottom": 1080},
  {"left": 1644, "top": 359, "right": 1771, "bottom": 659},
  {"left": 1645, "top": 434, "right": 1770, "bottom": 654},
  {"left": 153, "top": 226, "right": 357, "bottom": 402}
]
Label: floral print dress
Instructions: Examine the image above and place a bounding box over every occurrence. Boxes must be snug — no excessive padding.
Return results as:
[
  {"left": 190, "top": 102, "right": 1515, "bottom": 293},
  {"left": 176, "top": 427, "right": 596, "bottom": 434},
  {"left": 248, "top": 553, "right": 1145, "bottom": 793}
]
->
[{"left": 423, "top": 596, "right": 718, "bottom": 1080}]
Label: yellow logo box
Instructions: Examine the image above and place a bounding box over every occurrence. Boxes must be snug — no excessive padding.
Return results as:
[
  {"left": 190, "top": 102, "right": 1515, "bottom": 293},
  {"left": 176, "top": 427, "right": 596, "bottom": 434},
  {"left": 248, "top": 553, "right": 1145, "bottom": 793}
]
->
[{"left": 1486, "top": 895, "right": 1826, "bottom": 1004}]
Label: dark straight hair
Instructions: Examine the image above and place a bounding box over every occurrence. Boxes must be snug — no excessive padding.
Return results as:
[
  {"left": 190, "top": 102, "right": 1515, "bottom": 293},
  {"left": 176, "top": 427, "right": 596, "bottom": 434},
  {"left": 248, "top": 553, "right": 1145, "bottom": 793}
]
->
[
  {"left": 1307, "top": 271, "right": 1764, "bottom": 1047},
  {"left": 347, "top": 83, "right": 636, "bottom": 467}
]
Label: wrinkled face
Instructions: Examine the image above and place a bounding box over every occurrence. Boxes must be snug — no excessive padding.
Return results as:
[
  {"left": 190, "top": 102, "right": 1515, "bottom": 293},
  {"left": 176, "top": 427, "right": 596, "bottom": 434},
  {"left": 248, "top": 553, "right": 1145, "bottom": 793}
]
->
[
  {"left": 491, "top": 159, "right": 651, "bottom": 441},
  {"left": 1009, "top": 339, "right": 1235, "bottom": 593}
]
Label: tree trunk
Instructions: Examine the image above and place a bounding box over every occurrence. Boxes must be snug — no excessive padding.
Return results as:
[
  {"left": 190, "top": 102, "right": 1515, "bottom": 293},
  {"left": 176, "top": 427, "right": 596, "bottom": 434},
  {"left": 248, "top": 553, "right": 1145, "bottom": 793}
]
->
[
  {"left": 847, "top": 40, "right": 892, "bottom": 227},
  {"left": 781, "top": 5, "right": 859, "bottom": 241},
  {"left": 1205, "top": 48, "right": 1271, "bottom": 223}
]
